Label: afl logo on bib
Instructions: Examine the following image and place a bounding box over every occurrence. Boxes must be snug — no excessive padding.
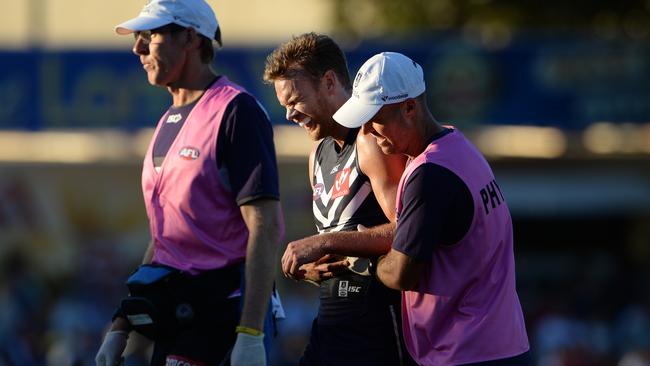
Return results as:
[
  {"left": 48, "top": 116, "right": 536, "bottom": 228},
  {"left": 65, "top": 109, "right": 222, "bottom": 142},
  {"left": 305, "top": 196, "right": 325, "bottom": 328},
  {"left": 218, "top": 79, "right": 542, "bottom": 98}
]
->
[{"left": 178, "top": 146, "right": 200, "bottom": 160}]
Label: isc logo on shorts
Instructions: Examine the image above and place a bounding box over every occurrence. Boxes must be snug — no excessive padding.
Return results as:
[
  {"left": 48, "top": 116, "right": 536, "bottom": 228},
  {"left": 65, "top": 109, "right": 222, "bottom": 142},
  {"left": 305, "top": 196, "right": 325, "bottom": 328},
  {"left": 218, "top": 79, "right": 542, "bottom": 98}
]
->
[
  {"left": 338, "top": 280, "right": 361, "bottom": 297},
  {"left": 166, "top": 355, "right": 205, "bottom": 366},
  {"left": 178, "top": 146, "right": 200, "bottom": 160}
]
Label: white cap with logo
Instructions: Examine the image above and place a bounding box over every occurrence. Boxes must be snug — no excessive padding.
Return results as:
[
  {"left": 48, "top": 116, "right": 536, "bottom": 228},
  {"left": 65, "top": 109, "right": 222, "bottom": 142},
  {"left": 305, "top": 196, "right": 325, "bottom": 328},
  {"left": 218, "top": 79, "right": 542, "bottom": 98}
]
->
[
  {"left": 115, "top": 0, "right": 221, "bottom": 45},
  {"left": 333, "top": 52, "right": 426, "bottom": 128}
]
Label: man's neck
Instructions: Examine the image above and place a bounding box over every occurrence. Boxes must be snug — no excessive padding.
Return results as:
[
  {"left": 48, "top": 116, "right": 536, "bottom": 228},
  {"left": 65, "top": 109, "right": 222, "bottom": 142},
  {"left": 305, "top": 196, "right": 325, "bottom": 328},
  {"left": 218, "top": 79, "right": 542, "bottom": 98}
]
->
[
  {"left": 331, "top": 125, "right": 352, "bottom": 148},
  {"left": 407, "top": 116, "right": 444, "bottom": 158},
  {"left": 330, "top": 89, "right": 352, "bottom": 147},
  {"left": 168, "top": 65, "right": 217, "bottom": 107}
]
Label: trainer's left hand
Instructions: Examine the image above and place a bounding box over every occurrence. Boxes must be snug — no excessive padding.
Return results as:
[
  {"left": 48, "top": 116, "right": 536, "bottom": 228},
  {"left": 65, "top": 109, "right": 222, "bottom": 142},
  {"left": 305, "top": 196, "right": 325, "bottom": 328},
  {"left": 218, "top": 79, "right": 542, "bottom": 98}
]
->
[
  {"left": 230, "top": 333, "right": 266, "bottom": 366},
  {"left": 281, "top": 236, "right": 327, "bottom": 279},
  {"left": 95, "top": 330, "right": 128, "bottom": 366}
]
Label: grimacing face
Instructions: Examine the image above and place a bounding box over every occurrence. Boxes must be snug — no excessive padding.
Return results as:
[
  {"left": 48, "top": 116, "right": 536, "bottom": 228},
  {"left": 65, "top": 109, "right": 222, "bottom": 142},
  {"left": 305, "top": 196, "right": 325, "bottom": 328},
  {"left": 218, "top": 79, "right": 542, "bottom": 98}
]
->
[{"left": 273, "top": 75, "right": 341, "bottom": 141}]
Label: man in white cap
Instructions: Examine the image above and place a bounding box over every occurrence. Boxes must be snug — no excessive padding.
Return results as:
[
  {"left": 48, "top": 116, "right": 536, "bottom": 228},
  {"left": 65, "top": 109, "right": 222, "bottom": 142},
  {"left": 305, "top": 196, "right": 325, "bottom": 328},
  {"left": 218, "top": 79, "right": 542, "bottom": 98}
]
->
[
  {"left": 331, "top": 52, "right": 532, "bottom": 365},
  {"left": 95, "top": 1, "right": 283, "bottom": 365}
]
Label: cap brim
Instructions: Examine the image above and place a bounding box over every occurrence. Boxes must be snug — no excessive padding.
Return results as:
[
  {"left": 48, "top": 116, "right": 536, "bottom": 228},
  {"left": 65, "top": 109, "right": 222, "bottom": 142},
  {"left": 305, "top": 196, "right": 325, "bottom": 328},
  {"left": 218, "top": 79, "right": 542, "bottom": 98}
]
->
[
  {"left": 333, "top": 98, "right": 383, "bottom": 128},
  {"left": 115, "top": 16, "right": 171, "bottom": 35}
]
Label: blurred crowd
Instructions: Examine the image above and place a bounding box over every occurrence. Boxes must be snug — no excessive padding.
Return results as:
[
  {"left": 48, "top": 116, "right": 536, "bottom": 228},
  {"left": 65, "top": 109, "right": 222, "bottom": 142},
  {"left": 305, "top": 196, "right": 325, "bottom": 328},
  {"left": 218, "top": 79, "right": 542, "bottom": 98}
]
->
[{"left": 1, "top": 244, "right": 649, "bottom": 366}]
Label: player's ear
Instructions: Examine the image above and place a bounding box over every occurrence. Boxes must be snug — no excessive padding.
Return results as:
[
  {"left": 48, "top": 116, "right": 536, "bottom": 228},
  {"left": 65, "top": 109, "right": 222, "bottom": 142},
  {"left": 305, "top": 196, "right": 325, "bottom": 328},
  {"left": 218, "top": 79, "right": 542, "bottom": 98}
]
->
[
  {"left": 321, "top": 69, "right": 338, "bottom": 93},
  {"left": 402, "top": 98, "right": 417, "bottom": 117},
  {"left": 185, "top": 27, "right": 199, "bottom": 48}
]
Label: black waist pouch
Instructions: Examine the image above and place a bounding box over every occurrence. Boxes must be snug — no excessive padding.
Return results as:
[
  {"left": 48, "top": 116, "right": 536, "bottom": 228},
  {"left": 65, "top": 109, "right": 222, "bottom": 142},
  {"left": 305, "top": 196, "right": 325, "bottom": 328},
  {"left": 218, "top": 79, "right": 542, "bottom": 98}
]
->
[{"left": 120, "top": 263, "right": 241, "bottom": 340}]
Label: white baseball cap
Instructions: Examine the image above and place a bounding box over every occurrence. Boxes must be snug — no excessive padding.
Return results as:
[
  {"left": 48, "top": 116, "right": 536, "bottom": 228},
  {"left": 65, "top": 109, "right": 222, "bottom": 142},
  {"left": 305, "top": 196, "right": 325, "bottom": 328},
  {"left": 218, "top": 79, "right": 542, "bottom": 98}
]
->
[
  {"left": 333, "top": 52, "right": 426, "bottom": 128},
  {"left": 115, "top": 0, "right": 221, "bottom": 45}
]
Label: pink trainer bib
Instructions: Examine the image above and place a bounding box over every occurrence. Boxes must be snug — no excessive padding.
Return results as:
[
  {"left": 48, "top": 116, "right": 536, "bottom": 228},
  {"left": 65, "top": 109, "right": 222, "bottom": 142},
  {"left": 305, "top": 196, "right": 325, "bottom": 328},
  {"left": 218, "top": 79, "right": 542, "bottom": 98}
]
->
[
  {"left": 396, "top": 127, "right": 529, "bottom": 365},
  {"left": 142, "top": 77, "right": 250, "bottom": 274}
]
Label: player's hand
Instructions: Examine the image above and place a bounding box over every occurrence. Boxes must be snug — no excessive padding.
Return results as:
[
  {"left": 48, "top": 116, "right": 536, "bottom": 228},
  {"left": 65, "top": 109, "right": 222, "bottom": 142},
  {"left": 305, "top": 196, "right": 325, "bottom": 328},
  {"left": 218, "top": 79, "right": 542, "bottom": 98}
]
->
[
  {"left": 300, "top": 255, "right": 350, "bottom": 283},
  {"left": 313, "top": 254, "right": 350, "bottom": 276},
  {"left": 281, "top": 236, "right": 328, "bottom": 279},
  {"left": 230, "top": 333, "right": 266, "bottom": 366},
  {"left": 95, "top": 330, "right": 128, "bottom": 366}
]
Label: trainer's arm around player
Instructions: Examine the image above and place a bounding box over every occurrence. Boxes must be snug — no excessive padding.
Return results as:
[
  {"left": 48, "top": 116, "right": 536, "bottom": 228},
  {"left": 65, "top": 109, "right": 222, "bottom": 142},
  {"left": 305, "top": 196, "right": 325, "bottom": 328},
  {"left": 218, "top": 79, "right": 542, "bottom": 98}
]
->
[
  {"left": 375, "top": 249, "right": 424, "bottom": 291},
  {"left": 281, "top": 128, "right": 406, "bottom": 279}
]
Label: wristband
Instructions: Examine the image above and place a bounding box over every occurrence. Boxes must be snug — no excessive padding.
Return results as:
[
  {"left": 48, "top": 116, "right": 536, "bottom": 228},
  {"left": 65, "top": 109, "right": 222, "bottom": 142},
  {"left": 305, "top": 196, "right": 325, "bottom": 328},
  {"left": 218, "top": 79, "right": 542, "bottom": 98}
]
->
[
  {"left": 235, "top": 325, "right": 263, "bottom": 337},
  {"left": 107, "top": 330, "right": 130, "bottom": 338}
]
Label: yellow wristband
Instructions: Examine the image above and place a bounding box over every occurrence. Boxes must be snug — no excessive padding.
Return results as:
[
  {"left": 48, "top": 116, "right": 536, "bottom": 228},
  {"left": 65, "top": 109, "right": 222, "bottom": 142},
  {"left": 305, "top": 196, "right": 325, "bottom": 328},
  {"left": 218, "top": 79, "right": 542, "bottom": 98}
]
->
[{"left": 235, "top": 325, "right": 263, "bottom": 337}]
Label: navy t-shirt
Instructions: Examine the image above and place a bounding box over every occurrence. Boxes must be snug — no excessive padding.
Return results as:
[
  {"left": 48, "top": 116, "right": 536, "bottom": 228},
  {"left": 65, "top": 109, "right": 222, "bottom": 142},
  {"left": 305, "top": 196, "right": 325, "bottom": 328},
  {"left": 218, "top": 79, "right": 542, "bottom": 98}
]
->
[
  {"left": 393, "top": 136, "right": 474, "bottom": 261},
  {"left": 216, "top": 93, "right": 280, "bottom": 205},
  {"left": 153, "top": 102, "right": 197, "bottom": 167},
  {"left": 153, "top": 88, "right": 279, "bottom": 206}
]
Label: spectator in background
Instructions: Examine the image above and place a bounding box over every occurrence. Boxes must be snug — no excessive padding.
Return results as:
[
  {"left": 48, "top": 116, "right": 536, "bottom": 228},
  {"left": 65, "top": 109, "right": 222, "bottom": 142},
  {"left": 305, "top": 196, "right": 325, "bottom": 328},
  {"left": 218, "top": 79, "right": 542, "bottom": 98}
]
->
[{"left": 0, "top": 250, "right": 47, "bottom": 366}]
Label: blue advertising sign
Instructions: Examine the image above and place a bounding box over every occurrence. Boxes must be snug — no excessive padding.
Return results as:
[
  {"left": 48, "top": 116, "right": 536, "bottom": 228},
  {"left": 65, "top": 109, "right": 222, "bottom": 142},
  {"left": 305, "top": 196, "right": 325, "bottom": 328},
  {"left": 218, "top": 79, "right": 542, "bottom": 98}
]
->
[{"left": 1, "top": 36, "right": 648, "bottom": 131}]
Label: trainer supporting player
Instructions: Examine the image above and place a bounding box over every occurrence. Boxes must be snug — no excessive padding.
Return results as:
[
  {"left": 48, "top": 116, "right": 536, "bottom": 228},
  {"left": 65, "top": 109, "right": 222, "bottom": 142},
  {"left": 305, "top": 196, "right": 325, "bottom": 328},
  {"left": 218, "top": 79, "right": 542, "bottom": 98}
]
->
[{"left": 332, "top": 52, "right": 531, "bottom": 366}]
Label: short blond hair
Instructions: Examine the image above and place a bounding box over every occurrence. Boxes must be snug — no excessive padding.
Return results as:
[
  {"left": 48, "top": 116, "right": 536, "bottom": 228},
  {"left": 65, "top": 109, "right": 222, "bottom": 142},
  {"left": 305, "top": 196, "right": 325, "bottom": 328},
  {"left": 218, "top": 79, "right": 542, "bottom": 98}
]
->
[{"left": 263, "top": 32, "right": 351, "bottom": 90}]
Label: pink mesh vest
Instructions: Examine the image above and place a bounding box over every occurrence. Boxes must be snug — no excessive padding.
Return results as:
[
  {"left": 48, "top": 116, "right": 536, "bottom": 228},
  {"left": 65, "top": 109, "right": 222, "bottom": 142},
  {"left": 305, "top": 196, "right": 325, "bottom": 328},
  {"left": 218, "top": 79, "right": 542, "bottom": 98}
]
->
[
  {"left": 396, "top": 128, "right": 529, "bottom": 365},
  {"left": 142, "top": 77, "right": 249, "bottom": 274}
]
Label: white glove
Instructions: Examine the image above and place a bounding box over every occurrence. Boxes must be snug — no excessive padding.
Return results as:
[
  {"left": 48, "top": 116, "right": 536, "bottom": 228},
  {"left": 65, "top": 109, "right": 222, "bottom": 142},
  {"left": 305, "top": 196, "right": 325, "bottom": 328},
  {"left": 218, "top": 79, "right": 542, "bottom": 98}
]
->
[
  {"left": 95, "top": 330, "right": 128, "bottom": 366},
  {"left": 230, "top": 332, "right": 266, "bottom": 366}
]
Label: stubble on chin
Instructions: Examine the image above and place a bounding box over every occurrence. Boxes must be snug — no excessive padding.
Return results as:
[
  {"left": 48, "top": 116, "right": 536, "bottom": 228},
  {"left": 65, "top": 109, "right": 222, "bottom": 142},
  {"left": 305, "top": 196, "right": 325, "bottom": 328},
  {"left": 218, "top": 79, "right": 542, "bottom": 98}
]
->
[{"left": 307, "top": 126, "right": 323, "bottom": 141}]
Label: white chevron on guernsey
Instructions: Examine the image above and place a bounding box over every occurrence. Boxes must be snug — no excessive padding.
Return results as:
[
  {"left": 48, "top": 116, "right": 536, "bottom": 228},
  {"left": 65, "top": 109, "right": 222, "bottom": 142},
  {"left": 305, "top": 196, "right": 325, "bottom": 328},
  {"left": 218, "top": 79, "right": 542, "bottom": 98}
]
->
[
  {"left": 333, "top": 181, "right": 372, "bottom": 225},
  {"left": 314, "top": 181, "right": 372, "bottom": 232},
  {"left": 313, "top": 147, "right": 358, "bottom": 206},
  {"left": 313, "top": 148, "right": 370, "bottom": 229},
  {"left": 316, "top": 221, "right": 347, "bottom": 233}
]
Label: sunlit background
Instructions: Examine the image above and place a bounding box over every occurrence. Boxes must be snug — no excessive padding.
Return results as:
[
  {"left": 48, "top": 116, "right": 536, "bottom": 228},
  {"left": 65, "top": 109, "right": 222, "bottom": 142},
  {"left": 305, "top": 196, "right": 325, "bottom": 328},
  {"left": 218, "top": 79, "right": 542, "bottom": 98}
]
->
[{"left": 1, "top": 1, "right": 650, "bottom": 365}]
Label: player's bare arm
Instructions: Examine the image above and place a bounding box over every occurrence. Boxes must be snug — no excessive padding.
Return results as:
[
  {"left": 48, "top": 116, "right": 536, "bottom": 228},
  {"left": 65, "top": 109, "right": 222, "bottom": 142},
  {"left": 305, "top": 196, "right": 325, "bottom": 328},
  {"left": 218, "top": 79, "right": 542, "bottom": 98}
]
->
[
  {"left": 376, "top": 248, "right": 424, "bottom": 291},
  {"left": 281, "top": 145, "right": 349, "bottom": 282},
  {"left": 281, "top": 135, "right": 405, "bottom": 279},
  {"left": 239, "top": 198, "right": 282, "bottom": 330},
  {"left": 282, "top": 219, "right": 397, "bottom": 280},
  {"left": 356, "top": 125, "right": 407, "bottom": 222},
  {"left": 308, "top": 143, "right": 317, "bottom": 188}
]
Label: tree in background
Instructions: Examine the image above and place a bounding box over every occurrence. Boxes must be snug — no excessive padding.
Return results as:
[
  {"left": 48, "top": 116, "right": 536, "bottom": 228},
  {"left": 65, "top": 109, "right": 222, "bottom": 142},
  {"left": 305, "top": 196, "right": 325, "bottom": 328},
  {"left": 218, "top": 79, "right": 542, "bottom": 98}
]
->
[{"left": 332, "top": 0, "right": 650, "bottom": 47}]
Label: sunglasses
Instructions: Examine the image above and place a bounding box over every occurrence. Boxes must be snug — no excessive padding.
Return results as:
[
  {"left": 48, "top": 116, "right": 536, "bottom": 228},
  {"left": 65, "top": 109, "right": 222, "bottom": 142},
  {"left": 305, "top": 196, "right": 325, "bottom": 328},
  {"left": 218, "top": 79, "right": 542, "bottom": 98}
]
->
[{"left": 133, "top": 24, "right": 186, "bottom": 45}]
